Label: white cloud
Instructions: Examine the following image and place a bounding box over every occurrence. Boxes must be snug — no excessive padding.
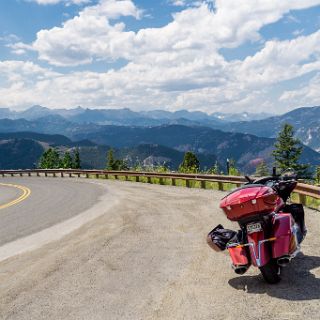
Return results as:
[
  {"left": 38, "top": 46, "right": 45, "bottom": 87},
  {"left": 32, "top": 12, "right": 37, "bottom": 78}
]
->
[
  {"left": 3, "top": 0, "right": 320, "bottom": 113},
  {"left": 280, "top": 74, "right": 320, "bottom": 105}
]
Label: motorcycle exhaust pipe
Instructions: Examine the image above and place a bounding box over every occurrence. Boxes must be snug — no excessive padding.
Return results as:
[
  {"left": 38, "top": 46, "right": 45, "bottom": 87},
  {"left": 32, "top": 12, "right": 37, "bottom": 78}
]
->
[
  {"left": 232, "top": 264, "right": 249, "bottom": 275},
  {"left": 277, "top": 256, "right": 291, "bottom": 267}
]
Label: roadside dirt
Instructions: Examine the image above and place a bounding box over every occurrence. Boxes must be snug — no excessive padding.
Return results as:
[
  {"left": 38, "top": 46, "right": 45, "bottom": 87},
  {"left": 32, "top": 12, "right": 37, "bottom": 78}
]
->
[{"left": 0, "top": 180, "right": 319, "bottom": 320}]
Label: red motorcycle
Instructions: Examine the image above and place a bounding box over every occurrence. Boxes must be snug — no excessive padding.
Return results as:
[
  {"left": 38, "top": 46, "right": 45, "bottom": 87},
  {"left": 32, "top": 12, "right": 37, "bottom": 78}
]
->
[{"left": 207, "top": 169, "right": 306, "bottom": 284}]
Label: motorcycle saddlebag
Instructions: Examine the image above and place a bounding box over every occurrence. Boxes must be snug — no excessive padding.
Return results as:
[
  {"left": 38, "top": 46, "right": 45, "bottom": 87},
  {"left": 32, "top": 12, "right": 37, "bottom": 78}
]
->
[
  {"left": 272, "top": 213, "right": 297, "bottom": 258},
  {"left": 207, "top": 224, "right": 237, "bottom": 252}
]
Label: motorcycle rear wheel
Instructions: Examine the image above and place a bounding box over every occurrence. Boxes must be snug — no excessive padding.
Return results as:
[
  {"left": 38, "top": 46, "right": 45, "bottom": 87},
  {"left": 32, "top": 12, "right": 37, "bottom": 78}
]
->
[{"left": 259, "top": 259, "right": 281, "bottom": 284}]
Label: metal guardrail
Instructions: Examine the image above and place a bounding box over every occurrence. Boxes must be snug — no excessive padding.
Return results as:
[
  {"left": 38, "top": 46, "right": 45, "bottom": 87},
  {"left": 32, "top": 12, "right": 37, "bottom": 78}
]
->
[{"left": 0, "top": 169, "right": 319, "bottom": 206}]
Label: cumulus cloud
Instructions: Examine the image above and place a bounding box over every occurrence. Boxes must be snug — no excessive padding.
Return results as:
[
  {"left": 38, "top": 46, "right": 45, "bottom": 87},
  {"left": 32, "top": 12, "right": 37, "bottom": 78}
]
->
[
  {"left": 280, "top": 74, "right": 320, "bottom": 105},
  {"left": 3, "top": 0, "right": 320, "bottom": 113}
]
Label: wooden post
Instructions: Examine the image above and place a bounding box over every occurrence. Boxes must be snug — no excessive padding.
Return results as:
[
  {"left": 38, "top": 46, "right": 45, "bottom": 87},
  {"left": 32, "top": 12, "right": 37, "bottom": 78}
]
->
[
  {"left": 135, "top": 176, "right": 139, "bottom": 182},
  {"left": 95, "top": 174, "right": 99, "bottom": 179},
  {"left": 37, "top": 172, "right": 40, "bottom": 177},
  {"left": 201, "top": 180, "right": 206, "bottom": 189},
  {"left": 114, "top": 175, "right": 118, "bottom": 180},
  {"left": 61, "top": 172, "right": 64, "bottom": 178},
  {"left": 186, "top": 179, "right": 190, "bottom": 188},
  {"left": 28, "top": 172, "right": 31, "bottom": 177},
  {"left": 105, "top": 174, "right": 108, "bottom": 179},
  {"left": 171, "top": 178, "right": 176, "bottom": 186},
  {"left": 86, "top": 173, "right": 89, "bottom": 178},
  {"left": 147, "top": 177, "right": 152, "bottom": 184},
  {"left": 11, "top": 173, "right": 14, "bottom": 177},
  {"left": 53, "top": 172, "right": 56, "bottom": 177},
  {"left": 77, "top": 173, "right": 81, "bottom": 178},
  {"left": 69, "top": 173, "right": 72, "bottom": 178},
  {"left": 45, "top": 172, "right": 47, "bottom": 177},
  {"left": 19, "top": 172, "right": 23, "bottom": 177},
  {"left": 298, "top": 193, "right": 306, "bottom": 206},
  {"left": 125, "top": 175, "right": 129, "bottom": 181},
  {"left": 218, "top": 181, "right": 223, "bottom": 191}
]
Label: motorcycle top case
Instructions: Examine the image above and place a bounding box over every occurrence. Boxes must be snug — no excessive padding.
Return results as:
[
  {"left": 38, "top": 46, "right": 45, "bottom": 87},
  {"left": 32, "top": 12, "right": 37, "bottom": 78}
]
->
[{"left": 220, "top": 185, "right": 278, "bottom": 221}]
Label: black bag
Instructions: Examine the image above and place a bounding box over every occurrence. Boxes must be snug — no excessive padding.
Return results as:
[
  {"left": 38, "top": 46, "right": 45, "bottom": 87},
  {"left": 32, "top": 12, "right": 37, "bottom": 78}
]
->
[
  {"left": 207, "top": 224, "right": 237, "bottom": 252},
  {"left": 283, "top": 203, "right": 307, "bottom": 240}
]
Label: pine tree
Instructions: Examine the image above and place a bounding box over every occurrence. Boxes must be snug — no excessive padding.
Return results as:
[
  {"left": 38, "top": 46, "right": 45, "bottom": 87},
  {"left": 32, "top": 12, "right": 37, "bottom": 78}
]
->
[
  {"left": 62, "top": 151, "right": 73, "bottom": 169},
  {"left": 178, "top": 152, "right": 200, "bottom": 173},
  {"left": 208, "top": 161, "right": 219, "bottom": 174},
  {"left": 255, "top": 160, "right": 269, "bottom": 177},
  {"left": 106, "top": 149, "right": 115, "bottom": 170},
  {"left": 272, "top": 123, "right": 310, "bottom": 178},
  {"left": 316, "top": 166, "right": 320, "bottom": 184},
  {"left": 38, "top": 148, "right": 60, "bottom": 169},
  {"left": 228, "top": 159, "right": 240, "bottom": 176},
  {"left": 73, "top": 148, "right": 81, "bottom": 169}
]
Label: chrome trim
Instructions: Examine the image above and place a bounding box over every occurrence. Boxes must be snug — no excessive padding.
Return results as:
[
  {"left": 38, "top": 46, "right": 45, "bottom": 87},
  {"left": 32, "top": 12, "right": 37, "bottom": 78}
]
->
[{"left": 227, "top": 238, "right": 275, "bottom": 267}]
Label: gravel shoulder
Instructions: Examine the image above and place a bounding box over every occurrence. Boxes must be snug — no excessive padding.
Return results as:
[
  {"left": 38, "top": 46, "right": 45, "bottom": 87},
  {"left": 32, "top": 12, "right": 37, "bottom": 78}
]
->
[{"left": 0, "top": 179, "right": 319, "bottom": 320}]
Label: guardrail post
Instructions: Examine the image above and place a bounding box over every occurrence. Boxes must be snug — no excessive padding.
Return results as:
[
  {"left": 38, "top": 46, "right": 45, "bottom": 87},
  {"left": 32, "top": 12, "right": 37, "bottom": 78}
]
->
[
  {"left": 186, "top": 179, "right": 190, "bottom": 188},
  {"left": 201, "top": 180, "right": 206, "bottom": 189},
  {"left": 77, "top": 173, "right": 80, "bottom": 178},
  {"left": 11, "top": 173, "right": 14, "bottom": 177},
  {"left": 86, "top": 173, "right": 89, "bottom": 178},
  {"left": 147, "top": 177, "right": 152, "bottom": 184},
  {"left": 135, "top": 176, "right": 139, "bottom": 182},
  {"left": 53, "top": 172, "right": 56, "bottom": 177},
  {"left": 28, "top": 172, "right": 31, "bottom": 177},
  {"left": 37, "top": 172, "right": 40, "bottom": 177},
  {"left": 104, "top": 174, "right": 108, "bottom": 179},
  {"left": 114, "top": 175, "right": 118, "bottom": 180},
  {"left": 171, "top": 178, "right": 176, "bottom": 186},
  {"left": 2, "top": 173, "right": 4, "bottom": 177},
  {"left": 45, "top": 172, "right": 47, "bottom": 177},
  {"left": 159, "top": 177, "right": 164, "bottom": 185},
  {"left": 298, "top": 193, "right": 307, "bottom": 206},
  {"left": 61, "top": 172, "right": 64, "bottom": 178},
  {"left": 69, "top": 173, "right": 72, "bottom": 178},
  {"left": 218, "top": 182, "right": 223, "bottom": 191},
  {"left": 95, "top": 174, "right": 99, "bottom": 179},
  {"left": 19, "top": 172, "right": 23, "bottom": 177}
]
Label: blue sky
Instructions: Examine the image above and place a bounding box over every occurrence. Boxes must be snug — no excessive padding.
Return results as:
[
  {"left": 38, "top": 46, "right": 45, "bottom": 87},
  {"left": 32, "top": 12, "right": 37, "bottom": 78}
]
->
[{"left": 1, "top": 0, "right": 320, "bottom": 114}]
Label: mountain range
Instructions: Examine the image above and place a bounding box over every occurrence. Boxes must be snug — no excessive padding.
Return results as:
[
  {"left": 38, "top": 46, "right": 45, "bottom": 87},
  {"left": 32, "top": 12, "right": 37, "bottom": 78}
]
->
[
  {"left": 0, "top": 105, "right": 319, "bottom": 173},
  {"left": 1, "top": 105, "right": 319, "bottom": 151}
]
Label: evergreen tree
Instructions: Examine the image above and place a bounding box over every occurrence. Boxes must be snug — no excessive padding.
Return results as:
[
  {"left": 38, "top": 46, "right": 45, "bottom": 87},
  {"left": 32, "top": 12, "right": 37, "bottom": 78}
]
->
[
  {"left": 106, "top": 149, "right": 128, "bottom": 170},
  {"left": 107, "top": 148, "right": 116, "bottom": 170},
  {"left": 62, "top": 151, "right": 73, "bottom": 169},
  {"left": 272, "top": 123, "right": 310, "bottom": 177},
  {"left": 38, "top": 148, "right": 60, "bottom": 169},
  {"left": 114, "top": 159, "right": 129, "bottom": 171},
  {"left": 208, "top": 161, "right": 219, "bottom": 174},
  {"left": 73, "top": 148, "right": 81, "bottom": 169},
  {"left": 228, "top": 159, "right": 241, "bottom": 176},
  {"left": 316, "top": 166, "right": 320, "bottom": 184},
  {"left": 255, "top": 160, "right": 269, "bottom": 177},
  {"left": 178, "top": 152, "right": 200, "bottom": 173}
]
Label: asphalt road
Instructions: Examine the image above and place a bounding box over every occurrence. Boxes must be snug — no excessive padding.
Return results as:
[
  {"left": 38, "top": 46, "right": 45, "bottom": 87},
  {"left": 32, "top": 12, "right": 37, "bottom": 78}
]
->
[
  {"left": 0, "top": 177, "right": 105, "bottom": 246},
  {"left": 0, "top": 178, "right": 319, "bottom": 320}
]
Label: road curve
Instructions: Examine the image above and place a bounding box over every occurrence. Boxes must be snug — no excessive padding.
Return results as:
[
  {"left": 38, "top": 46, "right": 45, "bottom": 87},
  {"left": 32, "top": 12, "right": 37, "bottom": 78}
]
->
[
  {"left": 0, "top": 177, "right": 105, "bottom": 246},
  {"left": 0, "top": 178, "right": 319, "bottom": 320}
]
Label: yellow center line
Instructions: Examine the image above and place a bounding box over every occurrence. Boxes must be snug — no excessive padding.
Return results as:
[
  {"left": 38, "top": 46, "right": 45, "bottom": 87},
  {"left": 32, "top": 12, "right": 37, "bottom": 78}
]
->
[{"left": 0, "top": 183, "right": 31, "bottom": 210}]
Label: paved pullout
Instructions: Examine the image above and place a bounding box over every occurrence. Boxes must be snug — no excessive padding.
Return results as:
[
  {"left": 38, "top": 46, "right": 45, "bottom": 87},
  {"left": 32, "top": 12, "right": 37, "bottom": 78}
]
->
[{"left": 0, "top": 178, "right": 319, "bottom": 320}]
